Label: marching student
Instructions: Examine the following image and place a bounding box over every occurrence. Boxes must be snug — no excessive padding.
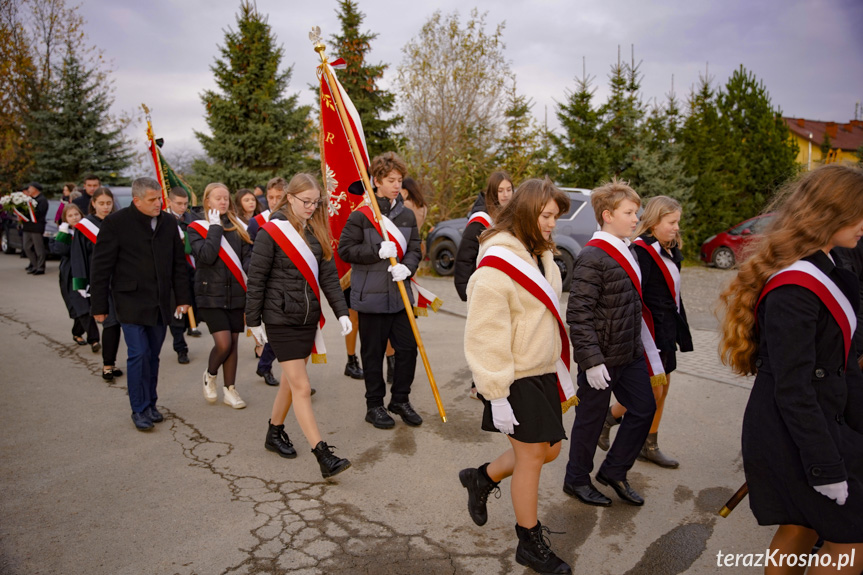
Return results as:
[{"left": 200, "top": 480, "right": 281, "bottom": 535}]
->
[
  {"left": 719, "top": 165, "right": 863, "bottom": 572},
  {"left": 188, "top": 183, "right": 252, "bottom": 409},
  {"left": 71, "top": 187, "right": 123, "bottom": 381},
  {"left": 455, "top": 170, "right": 514, "bottom": 399},
  {"left": 50, "top": 203, "right": 99, "bottom": 346},
  {"left": 235, "top": 187, "right": 261, "bottom": 225},
  {"left": 459, "top": 178, "right": 574, "bottom": 575},
  {"left": 338, "top": 152, "right": 423, "bottom": 430},
  {"left": 599, "top": 196, "right": 693, "bottom": 468},
  {"left": 166, "top": 187, "right": 200, "bottom": 364},
  {"left": 247, "top": 177, "right": 288, "bottom": 387},
  {"left": 562, "top": 178, "right": 659, "bottom": 508},
  {"left": 245, "top": 173, "right": 352, "bottom": 478}
]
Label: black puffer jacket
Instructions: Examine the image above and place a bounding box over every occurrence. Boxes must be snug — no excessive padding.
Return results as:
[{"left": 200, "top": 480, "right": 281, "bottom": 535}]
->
[
  {"left": 338, "top": 194, "right": 421, "bottom": 314},
  {"left": 245, "top": 212, "right": 348, "bottom": 327},
  {"left": 454, "top": 220, "right": 486, "bottom": 301},
  {"left": 567, "top": 244, "right": 643, "bottom": 369},
  {"left": 188, "top": 215, "right": 251, "bottom": 310},
  {"left": 634, "top": 235, "right": 693, "bottom": 353}
]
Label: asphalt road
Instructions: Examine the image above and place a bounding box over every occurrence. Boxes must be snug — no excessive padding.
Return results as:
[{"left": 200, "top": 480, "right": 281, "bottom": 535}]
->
[{"left": 0, "top": 253, "right": 774, "bottom": 574}]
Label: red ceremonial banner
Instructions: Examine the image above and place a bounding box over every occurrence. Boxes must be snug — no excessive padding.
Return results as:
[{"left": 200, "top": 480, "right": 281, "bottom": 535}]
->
[{"left": 319, "top": 63, "right": 370, "bottom": 279}]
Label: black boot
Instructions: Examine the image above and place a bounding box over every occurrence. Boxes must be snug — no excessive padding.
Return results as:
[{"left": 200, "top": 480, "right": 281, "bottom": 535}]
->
[
  {"left": 515, "top": 522, "right": 572, "bottom": 574},
  {"left": 597, "top": 407, "right": 621, "bottom": 452},
  {"left": 312, "top": 441, "right": 351, "bottom": 478},
  {"left": 344, "top": 354, "right": 364, "bottom": 380},
  {"left": 265, "top": 420, "right": 297, "bottom": 459},
  {"left": 458, "top": 464, "right": 500, "bottom": 526},
  {"left": 386, "top": 355, "right": 395, "bottom": 384},
  {"left": 638, "top": 432, "right": 679, "bottom": 468}
]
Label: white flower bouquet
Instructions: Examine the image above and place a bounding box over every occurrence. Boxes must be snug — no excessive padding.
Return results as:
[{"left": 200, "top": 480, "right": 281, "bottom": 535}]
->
[{"left": 0, "top": 192, "right": 34, "bottom": 222}]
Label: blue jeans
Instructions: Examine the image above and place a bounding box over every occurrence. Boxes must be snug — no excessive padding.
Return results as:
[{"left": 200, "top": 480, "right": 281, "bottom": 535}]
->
[{"left": 121, "top": 323, "right": 167, "bottom": 414}]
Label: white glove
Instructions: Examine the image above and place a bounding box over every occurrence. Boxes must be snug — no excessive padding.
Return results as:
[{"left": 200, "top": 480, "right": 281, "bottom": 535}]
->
[
  {"left": 586, "top": 364, "right": 611, "bottom": 390},
  {"left": 388, "top": 263, "right": 411, "bottom": 282},
  {"left": 338, "top": 316, "right": 352, "bottom": 336},
  {"left": 378, "top": 241, "right": 398, "bottom": 260},
  {"left": 249, "top": 325, "right": 268, "bottom": 345},
  {"left": 207, "top": 209, "right": 221, "bottom": 226},
  {"left": 58, "top": 222, "right": 70, "bottom": 233},
  {"left": 77, "top": 287, "right": 90, "bottom": 299},
  {"left": 814, "top": 481, "right": 848, "bottom": 505},
  {"left": 174, "top": 308, "right": 185, "bottom": 320},
  {"left": 490, "top": 398, "right": 519, "bottom": 435}
]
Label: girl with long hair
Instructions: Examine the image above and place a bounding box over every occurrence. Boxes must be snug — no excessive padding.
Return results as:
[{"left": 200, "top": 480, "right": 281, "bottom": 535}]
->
[
  {"left": 245, "top": 173, "right": 352, "bottom": 478},
  {"left": 459, "top": 178, "right": 574, "bottom": 575},
  {"left": 189, "top": 183, "right": 253, "bottom": 409},
  {"left": 235, "top": 187, "right": 261, "bottom": 225},
  {"left": 719, "top": 165, "right": 863, "bottom": 573},
  {"left": 71, "top": 188, "right": 123, "bottom": 380},
  {"left": 599, "top": 196, "right": 693, "bottom": 468}
]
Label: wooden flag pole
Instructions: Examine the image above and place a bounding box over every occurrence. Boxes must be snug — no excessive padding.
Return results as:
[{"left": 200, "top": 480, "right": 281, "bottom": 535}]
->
[{"left": 311, "top": 30, "right": 446, "bottom": 423}]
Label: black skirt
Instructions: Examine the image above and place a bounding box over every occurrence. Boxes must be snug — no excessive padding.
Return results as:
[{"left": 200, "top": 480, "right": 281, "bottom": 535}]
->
[
  {"left": 199, "top": 308, "right": 244, "bottom": 333},
  {"left": 267, "top": 324, "right": 317, "bottom": 362},
  {"left": 480, "top": 373, "right": 567, "bottom": 445},
  {"left": 659, "top": 348, "right": 677, "bottom": 375}
]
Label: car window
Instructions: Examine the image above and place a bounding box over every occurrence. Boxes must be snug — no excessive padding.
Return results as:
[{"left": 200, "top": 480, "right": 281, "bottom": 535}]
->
[
  {"left": 561, "top": 198, "right": 585, "bottom": 220},
  {"left": 728, "top": 221, "right": 752, "bottom": 235},
  {"left": 749, "top": 216, "right": 773, "bottom": 234}
]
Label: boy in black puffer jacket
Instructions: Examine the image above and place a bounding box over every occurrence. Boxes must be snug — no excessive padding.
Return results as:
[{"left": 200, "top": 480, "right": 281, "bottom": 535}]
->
[{"left": 338, "top": 152, "right": 423, "bottom": 430}]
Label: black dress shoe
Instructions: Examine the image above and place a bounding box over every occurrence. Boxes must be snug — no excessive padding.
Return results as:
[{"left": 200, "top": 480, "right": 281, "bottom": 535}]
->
[
  {"left": 31, "top": 269, "right": 44, "bottom": 275},
  {"left": 563, "top": 482, "right": 612, "bottom": 507},
  {"left": 25, "top": 265, "right": 34, "bottom": 272},
  {"left": 387, "top": 401, "right": 423, "bottom": 426},
  {"left": 257, "top": 369, "right": 279, "bottom": 387},
  {"left": 595, "top": 471, "right": 644, "bottom": 506},
  {"left": 111, "top": 368, "right": 123, "bottom": 377},
  {"left": 91, "top": 342, "right": 101, "bottom": 354},
  {"left": 365, "top": 406, "right": 395, "bottom": 429},
  {"left": 146, "top": 406, "right": 164, "bottom": 423},
  {"left": 177, "top": 351, "right": 190, "bottom": 364},
  {"left": 187, "top": 328, "right": 202, "bottom": 337},
  {"left": 131, "top": 411, "right": 154, "bottom": 431}
]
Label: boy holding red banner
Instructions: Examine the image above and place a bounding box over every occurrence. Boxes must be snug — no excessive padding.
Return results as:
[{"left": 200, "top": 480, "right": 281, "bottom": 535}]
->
[
  {"left": 562, "top": 179, "right": 660, "bottom": 508},
  {"left": 338, "top": 152, "right": 423, "bottom": 430}
]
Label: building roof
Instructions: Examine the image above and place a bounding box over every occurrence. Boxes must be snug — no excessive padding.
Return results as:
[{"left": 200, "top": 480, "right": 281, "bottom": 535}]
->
[{"left": 784, "top": 117, "right": 863, "bottom": 151}]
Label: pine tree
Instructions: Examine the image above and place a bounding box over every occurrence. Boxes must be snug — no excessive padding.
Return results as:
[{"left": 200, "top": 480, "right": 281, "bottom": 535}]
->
[
  {"left": 552, "top": 62, "right": 608, "bottom": 188},
  {"left": 494, "top": 79, "right": 544, "bottom": 183},
  {"left": 330, "top": 0, "right": 401, "bottom": 157},
  {"left": 29, "top": 47, "right": 132, "bottom": 185},
  {"left": 600, "top": 46, "right": 644, "bottom": 178},
  {"left": 194, "top": 1, "right": 313, "bottom": 191}
]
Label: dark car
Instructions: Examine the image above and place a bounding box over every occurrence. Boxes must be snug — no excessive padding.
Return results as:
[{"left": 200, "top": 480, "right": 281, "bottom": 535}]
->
[
  {"left": 700, "top": 213, "right": 774, "bottom": 269},
  {"left": 425, "top": 188, "right": 595, "bottom": 287},
  {"left": 2, "top": 199, "right": 62, "bottom": 256}
]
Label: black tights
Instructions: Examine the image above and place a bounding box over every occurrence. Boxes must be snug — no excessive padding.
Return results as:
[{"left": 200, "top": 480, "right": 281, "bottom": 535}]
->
[
  {"left": 208, "top": 330, "right": 239, "bottom": 389},
  {"left": 101, "top": 324, "right": 121, "bottom": 367}
]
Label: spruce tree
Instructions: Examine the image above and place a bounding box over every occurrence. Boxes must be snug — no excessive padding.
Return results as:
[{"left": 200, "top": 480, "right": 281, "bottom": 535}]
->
[
  {"left": 194, "top": 1, "right": 313, "bottom": 190},
  {"left": 330, "top": 0, "right": 401, "bottom": 157},
  {"left": 494, "top": 79, "right": 544, "bottom": 183},
  {"left": 29, "top": 48, "right": 132, "bottom": 185},
  {"left": 600, "top": 47, "right": 644, "bottom": 178},
  {"left": 552, "top": 64, "right": 608, "bottom": 188}
]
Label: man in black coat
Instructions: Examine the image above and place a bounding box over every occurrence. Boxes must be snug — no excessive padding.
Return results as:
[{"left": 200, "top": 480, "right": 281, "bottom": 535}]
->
[
  {"left": 90, "top": 177, "right": 191, "bottom": 431},
  {"left": 22, "top": 182, "right": 49, "bottom": 275},
  {"left": 72, "top": 174, "right": 100, "bottom": 213}
]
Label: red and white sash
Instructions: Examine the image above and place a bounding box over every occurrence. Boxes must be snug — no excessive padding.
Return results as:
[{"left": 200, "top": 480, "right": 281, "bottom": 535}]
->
[
  {"left": 264, "top": 220, "right": 329, "bottom": 363},
  {"left": 757, "top": 260, "right": 856, "bottom": 363},
  {"left": 188, "top": 220, "right": 247, "bottom": 291},
  {"left": 586, "top": 231, "right": 667, "bottom": 386},
  {"left": 468, "top": 211, "right": 492, "bottom": 229},
  {"left": 75, "top": 218, "right": 100, "bottom": 244},
  {"left": 477, "top": 245, "right": 577, "bottom": 412},
  {"left": 253, "top": 210, "right": 271, "bottom": 228},
  {"left": 634, "top": 237, "right": 681, "bottom": 311}
]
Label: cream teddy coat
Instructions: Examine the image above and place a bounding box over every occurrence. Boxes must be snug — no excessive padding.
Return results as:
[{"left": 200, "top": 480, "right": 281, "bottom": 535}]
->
[{"left": 464, "top": 230, "right": 562, "bottom": 401}]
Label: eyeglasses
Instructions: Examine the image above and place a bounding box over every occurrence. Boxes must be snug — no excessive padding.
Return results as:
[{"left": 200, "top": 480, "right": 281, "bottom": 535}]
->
[{"left": 291, "top": 196, "right": 325, "bottom": 209}]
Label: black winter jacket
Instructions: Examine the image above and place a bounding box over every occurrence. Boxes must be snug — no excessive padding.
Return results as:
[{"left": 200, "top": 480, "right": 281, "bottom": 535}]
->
[
  {"left": 567, "top": 242, "right": 644, "bottom": 369},
  {"left": 338, "top": 194, "right": 421, "bottom": 314},
  {"left": 454, "top": 220, "right": 486, "bottom": 302},
  {"left": 634, "top": 235, "right": 693, "bottom": 353},
  {"left": 245, "top": 212, "right": 348, "bottom": 327},
  {"left": 21, "top": 192, "right": 48, "bottom": 233},
  {"left": 188, "top": 215, "right": 251, "bottom": 310}
]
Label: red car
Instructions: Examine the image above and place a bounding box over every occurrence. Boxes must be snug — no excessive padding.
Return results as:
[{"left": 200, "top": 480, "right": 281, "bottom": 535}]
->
[{"left": 700, "top": 213, "right": 774, "bottom": 269}]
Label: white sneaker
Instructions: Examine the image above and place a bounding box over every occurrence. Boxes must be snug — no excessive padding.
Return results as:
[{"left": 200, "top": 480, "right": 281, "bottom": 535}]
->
[
  {"left": 203, "top": 370, "right": 218, "bottom": 403},
  {"left": 223, "top": 386, "right": 246, "bottom": 409}
]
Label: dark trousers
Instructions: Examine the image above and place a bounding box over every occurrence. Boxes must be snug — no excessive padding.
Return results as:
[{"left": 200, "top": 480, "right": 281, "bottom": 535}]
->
[
  {"left": 564, "top": 357, "right": 656, "bottom": 486},
  {"left": 358, "top": 311, "right": 417, "bottom": 408},
  {"left": 73, "top": 315, "right": 100, "bottom": 343},
  {"left": 169, "top": 324, "right": 188, "bottom": 353},
  {"left": 22, "top": 231, "right": 45, "bottom": 271},
  {"left": 121, "top": 322, "right": 167, "bottom": 414},
  {"left": 257, "top": 343, "right": 275, "bottom": 373}
]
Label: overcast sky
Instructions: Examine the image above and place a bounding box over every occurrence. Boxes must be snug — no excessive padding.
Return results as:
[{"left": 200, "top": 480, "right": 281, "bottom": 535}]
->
[{"left": 77, "top": 0, "right": 863, "bottom": 163}]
